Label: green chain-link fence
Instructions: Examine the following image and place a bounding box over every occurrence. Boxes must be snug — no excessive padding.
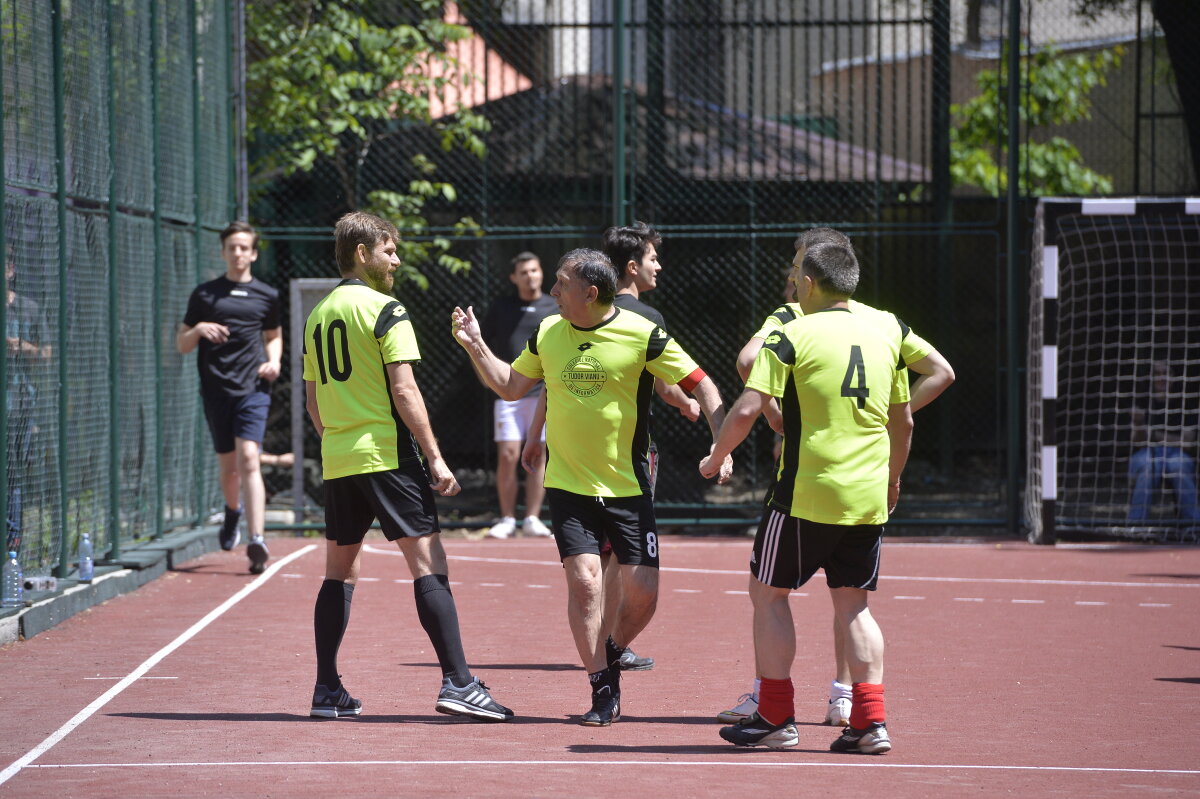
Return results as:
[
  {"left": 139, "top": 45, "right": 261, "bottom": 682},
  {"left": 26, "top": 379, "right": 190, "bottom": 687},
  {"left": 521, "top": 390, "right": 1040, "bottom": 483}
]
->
[
  {"left": 5, "top": 1, "right": 1197, "bottom": 582},
  {"left": 3, "top": 0, "right": 233, "bottom": 584}
]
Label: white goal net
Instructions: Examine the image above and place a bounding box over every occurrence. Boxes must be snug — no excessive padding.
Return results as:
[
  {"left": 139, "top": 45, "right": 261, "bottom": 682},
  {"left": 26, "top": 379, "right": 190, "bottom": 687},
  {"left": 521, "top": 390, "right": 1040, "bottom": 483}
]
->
[{"left": 1026, "top": 198, "right": 1200, "bottom": 544}]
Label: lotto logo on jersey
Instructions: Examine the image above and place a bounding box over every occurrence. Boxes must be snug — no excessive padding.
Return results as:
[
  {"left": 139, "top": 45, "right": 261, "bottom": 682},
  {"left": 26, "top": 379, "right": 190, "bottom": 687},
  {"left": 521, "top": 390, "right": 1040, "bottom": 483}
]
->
[
  {"left": 561, "top": 354, "right": 607, "bottom": 398},
  {"left": 763, "top": 333, "right": 782, "bottom": 347}
]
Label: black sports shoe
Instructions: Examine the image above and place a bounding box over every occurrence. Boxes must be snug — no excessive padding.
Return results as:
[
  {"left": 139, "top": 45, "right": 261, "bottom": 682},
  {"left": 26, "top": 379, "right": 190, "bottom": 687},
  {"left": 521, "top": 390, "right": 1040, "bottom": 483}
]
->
[
  {"left": 218, "top": 508, "right": 241, "bottom": 551},
  {"left": 719, "top": 712, "right": 799, "bottom": 749},
  {"left": 435, "top": 677, "right": 514, "bottom": 722},
  {"left": 829, "top": 721, "right": 892, "bottom": 754},
  {"left": 580, "top": 683, "right": 621, "bottom": 726},
  {"left": 616, "top": 647, "right": 654, "bottom": 671},
  {"left": 247, "top": 536, "right": 270, "bottom": 575},
  {"left": 310, "top": 682, "right": 362, "bottom": 718}
]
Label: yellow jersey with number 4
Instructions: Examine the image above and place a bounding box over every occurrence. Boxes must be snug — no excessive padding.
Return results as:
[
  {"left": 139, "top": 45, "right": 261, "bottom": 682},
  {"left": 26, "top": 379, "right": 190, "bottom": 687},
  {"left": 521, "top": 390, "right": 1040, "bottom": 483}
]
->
[{"left": 747, "top": 307, "right": 909, "bottom": 525}]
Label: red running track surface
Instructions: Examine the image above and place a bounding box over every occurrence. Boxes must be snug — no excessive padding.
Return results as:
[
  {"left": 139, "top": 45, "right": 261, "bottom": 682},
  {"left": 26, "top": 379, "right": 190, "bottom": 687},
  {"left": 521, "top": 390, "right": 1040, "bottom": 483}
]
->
[{"left": 0, "top": 535, "right": 1197, "bottom": 798}]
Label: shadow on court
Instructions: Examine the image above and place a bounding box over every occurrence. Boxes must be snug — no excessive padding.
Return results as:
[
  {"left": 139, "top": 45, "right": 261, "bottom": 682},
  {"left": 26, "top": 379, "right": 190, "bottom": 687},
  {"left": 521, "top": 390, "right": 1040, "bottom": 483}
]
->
[{"left": 106, "top": 711, "right": 569, "bottom": 724}]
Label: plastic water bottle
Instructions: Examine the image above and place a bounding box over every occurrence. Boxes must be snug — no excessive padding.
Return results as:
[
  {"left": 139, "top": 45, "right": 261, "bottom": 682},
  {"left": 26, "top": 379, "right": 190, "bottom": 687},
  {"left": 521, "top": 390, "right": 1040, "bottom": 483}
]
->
[
  {"left": 78, "top": 533, "right": 94, "bottom": 582},
  {"left": 2, "top": 552, "right": 23, "bottom": 608}
]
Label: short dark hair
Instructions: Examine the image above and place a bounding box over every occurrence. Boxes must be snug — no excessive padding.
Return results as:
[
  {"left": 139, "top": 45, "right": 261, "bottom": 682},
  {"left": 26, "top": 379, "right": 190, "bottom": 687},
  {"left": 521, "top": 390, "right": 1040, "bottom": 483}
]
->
[
  {"left": 794, "top": 226, "right": 850, "bottom": 253},
  {"left": 334, "top": 212, "right": 399, "bottom": 276},
  {"left": 559, "top": 248, "right": 617, "bottom": 305},
  {"left": 601, "top": 220, "right": 662, "bottom": 273},
  {"left": 510, "top": 251, "right": 540, "bottom": 273},
  {"left": 220, "top": 221, "right": 259, "bottom": 251},
  {"left": 802, "top": 243, "right": 859, "bottom": 298}
]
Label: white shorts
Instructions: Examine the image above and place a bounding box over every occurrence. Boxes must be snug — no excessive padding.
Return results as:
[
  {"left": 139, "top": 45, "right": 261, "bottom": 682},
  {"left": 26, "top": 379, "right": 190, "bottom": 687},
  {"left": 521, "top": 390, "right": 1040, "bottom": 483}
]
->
[{"left": 494, "top": 396, "right": 545, "bottom": 443}]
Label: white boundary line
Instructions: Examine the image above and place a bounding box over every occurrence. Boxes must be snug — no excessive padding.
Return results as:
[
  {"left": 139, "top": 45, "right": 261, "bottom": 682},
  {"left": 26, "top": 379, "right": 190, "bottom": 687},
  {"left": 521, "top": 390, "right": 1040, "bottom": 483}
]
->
[
  {"left": 0, "top": 544, "right": 318, "bottom": 788},
  {"left": 21, "top": 759, "right": 1200, "bottom": 776},
  {"left": 392, "top": 549, "right": 1200, "bottom": 590}
]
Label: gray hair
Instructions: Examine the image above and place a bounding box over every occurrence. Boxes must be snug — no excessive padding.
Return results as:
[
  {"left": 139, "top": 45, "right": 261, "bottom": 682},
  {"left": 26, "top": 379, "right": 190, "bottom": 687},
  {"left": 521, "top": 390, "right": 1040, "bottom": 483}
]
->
[
  {"left": 794, "top": 226, "right": 851, "bottom": 253},
  {"left": 802, "top": 243, "right": 859, "bottom": 298},
  {"left": 558, "top": 248, "right": 617, "bottom": 305}
]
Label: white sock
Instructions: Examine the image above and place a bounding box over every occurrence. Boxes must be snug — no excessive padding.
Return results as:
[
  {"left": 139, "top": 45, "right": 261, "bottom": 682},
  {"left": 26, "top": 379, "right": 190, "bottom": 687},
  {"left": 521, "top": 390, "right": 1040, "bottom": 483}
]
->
[
  {"left": 752, "top": 677, "right": 761, "bottom": 701},
  {"left": 830, "top": 680, "right": 852, "bottom": 701}
]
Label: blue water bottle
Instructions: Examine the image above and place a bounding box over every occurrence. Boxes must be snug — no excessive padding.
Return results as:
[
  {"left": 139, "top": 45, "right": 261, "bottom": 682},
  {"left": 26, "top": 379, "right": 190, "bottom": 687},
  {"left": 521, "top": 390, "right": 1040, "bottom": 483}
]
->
[
  {"left": 78, "top": 533, "right": 94, "bottom": 582},
  {"left": 2, "top": 552, "right": 23, "bottom": 608}
]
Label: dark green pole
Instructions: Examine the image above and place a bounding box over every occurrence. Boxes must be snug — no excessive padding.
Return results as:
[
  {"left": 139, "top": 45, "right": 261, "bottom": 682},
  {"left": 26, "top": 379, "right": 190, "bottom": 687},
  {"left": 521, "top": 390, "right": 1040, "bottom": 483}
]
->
[
  {"left": 612, "top": 0, "right": 627, "bottom": 226},
  {"left": 931, "top": 0, "right": 955, "bottom": 475},
  {"left": 0, "top": 7, "right": 7, "bottom": 562},
  {"left": 149, "top": 0, "right": 164, "bottom": 543},
  {"left": 106, "top": 0, "right": 122, "bottom": 561},
  {"left": 52, "top": 0, "right": 71, "bottom": 576},
  {"left": 190, "top": 0, "right": 206, "bottom": 530},
  {"left": 1006, "top": 0, "right": 1023, "bottom": 536}
]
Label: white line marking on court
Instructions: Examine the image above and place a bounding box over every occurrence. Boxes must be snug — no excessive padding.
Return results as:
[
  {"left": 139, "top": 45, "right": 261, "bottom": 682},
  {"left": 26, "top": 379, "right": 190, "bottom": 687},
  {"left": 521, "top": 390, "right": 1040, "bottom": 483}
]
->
[
  {"left": 425, "top": 550, "right": 1200, "bottom": 590},
  {"left": 83, "top": 677, "right": 177, "bottom": 681},
  {"left": 480, "top": 583, "right": 506, "bottom": 587},
  {"left": 0, "top": 544, "right": 318, "bottom": 788},
  {"left": 1139, "top": 603, "right": 1172, "bottom": 607},
  {"left": 1074, "top": 601, "right": 1107, "bottom": 606},
  {"left": 954, "top": 597, "right": 985, "bottom": 602},
  {"left": 393, "top": 579, "right": 415, "bottom": 584},
  {"left": 673, "top": 588, "right": 701, "bottom": 593},
  {"left": 1012, "top": 599, "right": 1045, "bottom": 604},
  {"left": 22, "top": 759, "right": 1200, "bottom": 776},
  {"left": 357, "top": 577, "right": 381, "bottom": 582},
  {"left": 280, "top": 573, "right": 303, "bottom": 579},
  {"left": 724, "top": 590, "right": 749, "bottom": 595},
  {"left": 526, "top": 584, "right": 553, "bottom": 589},
  {"left": 893, "top": 596, "right": 925, "bottom": 601}
]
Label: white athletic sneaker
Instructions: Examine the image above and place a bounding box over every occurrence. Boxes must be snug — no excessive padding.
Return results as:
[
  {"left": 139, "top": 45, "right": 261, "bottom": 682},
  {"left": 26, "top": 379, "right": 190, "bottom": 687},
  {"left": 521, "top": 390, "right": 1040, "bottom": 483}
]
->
[
  {"left": 716, "top": 692, "right": 759, "bottom": 724},
  {"left": 824, "top": 696, "right": 851, "bottom": 726},
  {"left": 486, "top": 517, "right": 517, "bottom": 539},
  {"left": 522, "top": 516, "right": 551, "bottom": 537}
]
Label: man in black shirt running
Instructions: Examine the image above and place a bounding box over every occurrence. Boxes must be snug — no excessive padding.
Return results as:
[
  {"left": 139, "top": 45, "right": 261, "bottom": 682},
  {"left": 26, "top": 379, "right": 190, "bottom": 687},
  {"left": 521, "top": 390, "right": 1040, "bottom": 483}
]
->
[{"left": 177, "top": 222, "right": 281, "bottom": 574}]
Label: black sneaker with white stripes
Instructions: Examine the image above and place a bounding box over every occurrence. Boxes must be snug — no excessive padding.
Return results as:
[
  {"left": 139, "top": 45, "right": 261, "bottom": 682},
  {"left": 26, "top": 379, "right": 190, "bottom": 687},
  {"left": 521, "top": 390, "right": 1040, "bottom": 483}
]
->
[
  {"left": 616, "top": 647, "right": 654, "bottom": 671},
  {"left": 218, "top": 507, "right": 241, "bottom": 551},
  {"left": 719, "top": 711, "right": 799, "bottom": 749},
  {"left": 310, "top": 681, "right": 362, "bottom": 718},
  {"left": 435, "top": 677, "right": 514, "bottom": 722}
]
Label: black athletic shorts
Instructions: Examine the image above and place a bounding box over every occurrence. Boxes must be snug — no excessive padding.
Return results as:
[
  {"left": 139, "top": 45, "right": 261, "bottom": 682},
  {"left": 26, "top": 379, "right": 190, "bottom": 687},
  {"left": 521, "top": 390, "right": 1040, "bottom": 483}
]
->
[
  {"left": 323, "top": 459, "right": 440, "bottom": 545},
  {"left": 547, "top": 487, "right": 659, "bottom": 567},
  {"left": 751, "top": 507, "right": 882, "bottom": 590},
  {"left": 202, "top": 391, "right": 270, "bottom": 453}
]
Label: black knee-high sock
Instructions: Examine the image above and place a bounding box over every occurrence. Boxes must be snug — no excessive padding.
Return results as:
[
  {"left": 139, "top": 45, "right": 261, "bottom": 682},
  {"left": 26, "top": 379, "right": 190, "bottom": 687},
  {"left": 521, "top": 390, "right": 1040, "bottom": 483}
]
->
[
  {"left": 413, "top": 573, "right": 471, "bottom": 686},
  {"left": 314, "top": 579, "right": 354, "bottom": 688}
]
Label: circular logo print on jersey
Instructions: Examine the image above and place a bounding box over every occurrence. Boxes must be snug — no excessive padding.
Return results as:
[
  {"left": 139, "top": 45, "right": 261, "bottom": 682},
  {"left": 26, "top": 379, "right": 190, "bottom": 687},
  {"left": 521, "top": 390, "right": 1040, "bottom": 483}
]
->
[{"left": 561, "top": 355, "right": 607, "bottom": 397}]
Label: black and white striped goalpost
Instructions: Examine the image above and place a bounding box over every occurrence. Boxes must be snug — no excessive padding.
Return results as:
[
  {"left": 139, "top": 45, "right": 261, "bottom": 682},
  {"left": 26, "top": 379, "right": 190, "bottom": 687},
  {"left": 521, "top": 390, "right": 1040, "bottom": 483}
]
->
[{"left": 1027, "top": 197, "right": 1200, "bottom": 545}]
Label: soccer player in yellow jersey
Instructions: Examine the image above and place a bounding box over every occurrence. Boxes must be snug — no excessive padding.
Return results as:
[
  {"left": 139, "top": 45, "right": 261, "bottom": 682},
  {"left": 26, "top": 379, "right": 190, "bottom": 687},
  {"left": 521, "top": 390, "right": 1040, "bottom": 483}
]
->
[
  {"left": 303, "top": 212, "right": 512, "bottom": 722},
  {"left": 452, "top": 248, "right": 731, "bottom": 726},
  {"left": 719, "top": 227, "right": 954, "bottom": 729},
  {"left": 701, "top": 243, "right": 913, "bottom": 753}
]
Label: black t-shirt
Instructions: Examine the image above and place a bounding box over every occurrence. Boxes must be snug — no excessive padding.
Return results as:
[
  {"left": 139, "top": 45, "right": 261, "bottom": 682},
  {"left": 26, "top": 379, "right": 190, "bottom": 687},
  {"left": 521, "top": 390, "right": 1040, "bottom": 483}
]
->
[
  {"left": 183, "top": 276, "right": 282, "bottom": 398},
  {"left": 481, "top": 293, "right": 556, "bottom": 399}
]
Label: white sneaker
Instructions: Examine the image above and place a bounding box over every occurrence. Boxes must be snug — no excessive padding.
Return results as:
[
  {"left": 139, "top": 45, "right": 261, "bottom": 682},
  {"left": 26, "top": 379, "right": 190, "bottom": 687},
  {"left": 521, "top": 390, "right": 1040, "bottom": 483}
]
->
[
  {"left": 486, "top": 517, "right": 517, "bottom": 539},
  {"left": 824, "top": 696, "right": 851, "bottom": 726},
  {"left": 716, "top": 692, "right": 759, "bottom": 724},
  {"left": 522, "top": 516, "right": 551, "bottom": 537}
]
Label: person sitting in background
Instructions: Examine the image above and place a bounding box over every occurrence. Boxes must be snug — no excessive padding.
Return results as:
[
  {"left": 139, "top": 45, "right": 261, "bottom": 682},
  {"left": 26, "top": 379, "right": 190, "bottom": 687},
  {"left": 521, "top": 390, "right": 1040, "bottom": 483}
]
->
[{"left": 1128, "top": 360, "right": 1199, "bottom": 526}]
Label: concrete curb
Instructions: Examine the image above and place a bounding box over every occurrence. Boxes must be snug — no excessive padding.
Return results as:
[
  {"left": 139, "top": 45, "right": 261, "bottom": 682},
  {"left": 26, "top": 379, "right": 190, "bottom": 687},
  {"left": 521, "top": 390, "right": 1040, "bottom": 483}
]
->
[{"left": 0, "top": 527, "right": 221, "bottom": 645}]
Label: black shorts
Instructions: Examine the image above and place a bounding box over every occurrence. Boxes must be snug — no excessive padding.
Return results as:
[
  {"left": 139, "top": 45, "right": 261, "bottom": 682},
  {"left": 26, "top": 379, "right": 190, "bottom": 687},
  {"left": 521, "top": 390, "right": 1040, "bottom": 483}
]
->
[
  {"left": 323, "top": 460, "right": 440, "bottom": 545},
  {"left": 547, "top": 488, "right": 659, "bottom": 567},
  {"left": 751, "top": 508, "right": 882, "bottom": 590},
  {"left": 202, "top": 391, "right": 270, "bottom": 453},
  {"left": 600, "top": 444, "right": 657, "bottom": 557}
]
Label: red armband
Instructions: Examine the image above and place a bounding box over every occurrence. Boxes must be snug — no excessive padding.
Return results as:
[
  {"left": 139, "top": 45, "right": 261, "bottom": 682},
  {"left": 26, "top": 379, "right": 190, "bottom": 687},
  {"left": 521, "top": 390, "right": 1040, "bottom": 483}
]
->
[{"left": 677, "top": 368, "right": 706, "bottom": 393}]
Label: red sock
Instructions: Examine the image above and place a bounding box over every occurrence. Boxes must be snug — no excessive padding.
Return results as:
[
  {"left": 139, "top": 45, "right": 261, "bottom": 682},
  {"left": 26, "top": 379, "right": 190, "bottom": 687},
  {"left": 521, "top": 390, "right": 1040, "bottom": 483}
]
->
[
  {"left": 849, "top": 682, "right": 885, "bottom": 728},
  {"left": 757, "top": 677, "right": 794, "bottom": 726}
]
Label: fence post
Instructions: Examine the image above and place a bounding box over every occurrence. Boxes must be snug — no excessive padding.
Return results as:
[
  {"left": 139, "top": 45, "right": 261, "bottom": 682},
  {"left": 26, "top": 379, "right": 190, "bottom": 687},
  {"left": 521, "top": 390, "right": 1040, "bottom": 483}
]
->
[
  {"left": 1005, "top": 0, "right": 1025, "bottom": 538},
  {"left": 612, "top": 0, "right": 627, "bottom": 227},
  {"left": 51, "top": 0, "right": 70, "bottom": 576},
  {"left": 106, "top": 0, "right": 122, "bottom": 561}
]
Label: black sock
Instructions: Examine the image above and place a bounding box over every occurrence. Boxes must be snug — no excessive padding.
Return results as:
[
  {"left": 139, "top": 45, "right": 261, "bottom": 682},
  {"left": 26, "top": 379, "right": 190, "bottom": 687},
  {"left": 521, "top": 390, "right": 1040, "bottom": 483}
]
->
[
  {"left": 589, "top": 666, "right": 619, "bottom": 698},
  {"left": 314, "top": 579, "right": 354, "bottom": 688},
  {"left": 605, "top": 636, "right": 624, "bottom": 670},
  {"left": 413, "top": 573, "right": 471, "bottom": 686},
  {"left": 222, "top": 505, "right": 241, "bottom": 529}
]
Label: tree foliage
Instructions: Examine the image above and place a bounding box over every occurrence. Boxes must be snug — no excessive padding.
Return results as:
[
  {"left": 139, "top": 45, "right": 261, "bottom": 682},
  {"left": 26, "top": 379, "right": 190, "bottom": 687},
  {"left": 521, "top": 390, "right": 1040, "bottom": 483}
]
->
[
  {"left": 950, "top": 44, "right": 1122, "bottom": 197},
  {"left": 246, "top": 0, "right": 489, "bottom": 287}
]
